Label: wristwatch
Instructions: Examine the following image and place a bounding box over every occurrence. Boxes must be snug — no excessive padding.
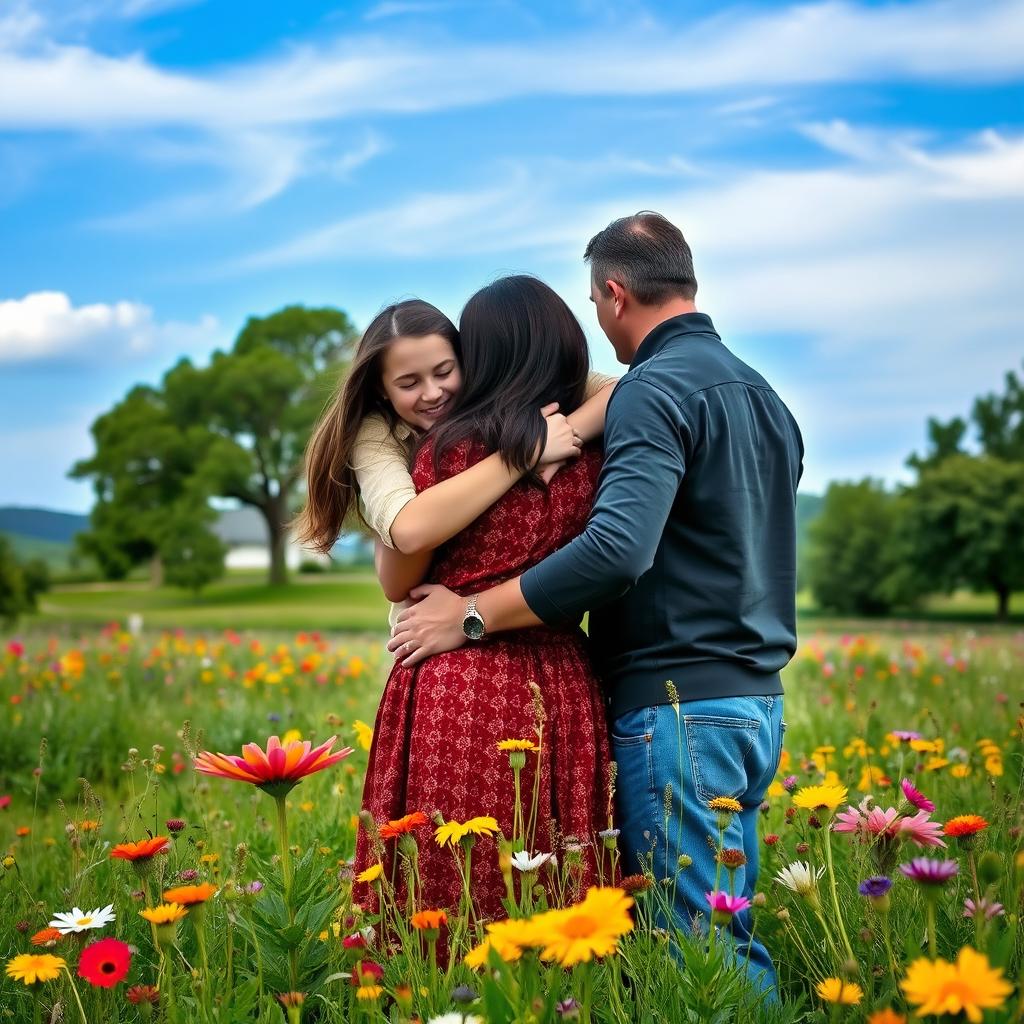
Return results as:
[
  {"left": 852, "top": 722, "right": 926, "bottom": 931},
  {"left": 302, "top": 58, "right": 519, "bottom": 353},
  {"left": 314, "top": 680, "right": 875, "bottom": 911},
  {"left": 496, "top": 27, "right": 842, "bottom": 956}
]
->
[{"left": 462, "top": 595, "right": 486, "bottom": 640}]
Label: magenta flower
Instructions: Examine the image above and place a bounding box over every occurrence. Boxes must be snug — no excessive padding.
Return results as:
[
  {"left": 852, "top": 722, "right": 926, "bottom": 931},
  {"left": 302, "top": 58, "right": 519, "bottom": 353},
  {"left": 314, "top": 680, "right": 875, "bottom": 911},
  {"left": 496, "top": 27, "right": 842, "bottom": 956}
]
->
[
  {"left": 833, "top": 797, "right": 901, "bottom": 841},
  {"left": 964, "top": 897, "right": 1004, "bottom": 920},
  {"left": 705, "top": 891, "right": 752, "bottom": 916},
  {"left": 897, "top": 810, "right": 946, "bottom": 848},
  {"left": 900, "top": 778, "right": 935, "bottom": 813},
  {"left": 899, "top": 858, "right": 959, "bottom": 885},
  {"left": 891, "top": 730, "right": 921, "bottom": 742}
]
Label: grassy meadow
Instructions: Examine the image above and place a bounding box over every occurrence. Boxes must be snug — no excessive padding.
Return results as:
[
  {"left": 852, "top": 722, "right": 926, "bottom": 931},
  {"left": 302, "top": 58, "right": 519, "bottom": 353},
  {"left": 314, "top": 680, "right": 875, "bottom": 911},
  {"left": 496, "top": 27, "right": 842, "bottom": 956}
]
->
[{"left": 0, "top": 618, "right": 1021, "bottom": 1022}]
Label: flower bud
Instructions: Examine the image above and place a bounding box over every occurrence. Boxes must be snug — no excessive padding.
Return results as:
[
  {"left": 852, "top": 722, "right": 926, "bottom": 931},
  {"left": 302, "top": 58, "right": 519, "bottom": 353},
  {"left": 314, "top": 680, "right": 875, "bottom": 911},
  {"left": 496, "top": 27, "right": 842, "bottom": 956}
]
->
[
  {"left": 977, "top": 850, "right": 1002, "bottom": 888},
  {"left": 752, "top": 892, "right": 767, "bottom": 907}
]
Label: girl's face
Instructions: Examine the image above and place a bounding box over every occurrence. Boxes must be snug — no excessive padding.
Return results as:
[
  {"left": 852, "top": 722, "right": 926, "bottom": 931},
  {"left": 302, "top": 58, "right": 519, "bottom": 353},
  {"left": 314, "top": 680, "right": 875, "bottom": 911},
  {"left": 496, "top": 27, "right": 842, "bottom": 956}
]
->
[{"left": 380, "top": 333, "right": 463, "bottom": 432}]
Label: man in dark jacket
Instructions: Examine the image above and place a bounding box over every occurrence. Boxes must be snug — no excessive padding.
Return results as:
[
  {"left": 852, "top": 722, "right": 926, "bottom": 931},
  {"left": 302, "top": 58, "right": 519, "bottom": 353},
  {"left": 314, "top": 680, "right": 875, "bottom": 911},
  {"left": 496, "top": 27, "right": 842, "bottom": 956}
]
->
[{"left": 390, "top": 211, "right": 803, "bottom": 991}]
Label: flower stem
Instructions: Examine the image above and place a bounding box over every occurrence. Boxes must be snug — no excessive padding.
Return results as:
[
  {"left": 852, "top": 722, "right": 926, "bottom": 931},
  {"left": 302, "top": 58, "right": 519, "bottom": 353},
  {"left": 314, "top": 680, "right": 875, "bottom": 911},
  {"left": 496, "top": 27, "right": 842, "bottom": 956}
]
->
[
  {"left": 821, "top": 827, "right": 856, "bottom": 964},
  {"left": 273, "top": 793, "right": 300, "bottom": 993},
  {"left": 925, "top": 896, "right": 938, "bottom": 959},
  {"left": 61, "top": 967, "right": 89, "bottom": 1024}
]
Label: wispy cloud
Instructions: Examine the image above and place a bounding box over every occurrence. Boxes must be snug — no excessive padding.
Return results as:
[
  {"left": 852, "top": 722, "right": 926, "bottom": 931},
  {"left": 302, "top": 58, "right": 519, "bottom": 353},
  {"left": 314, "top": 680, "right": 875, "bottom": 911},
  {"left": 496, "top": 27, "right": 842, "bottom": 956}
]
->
[
  {"left": 0, "top": 291, "right": 219, "bottom": 363},
  {"left": 364, "top": 1, "right": 457, "bottom": 20}
]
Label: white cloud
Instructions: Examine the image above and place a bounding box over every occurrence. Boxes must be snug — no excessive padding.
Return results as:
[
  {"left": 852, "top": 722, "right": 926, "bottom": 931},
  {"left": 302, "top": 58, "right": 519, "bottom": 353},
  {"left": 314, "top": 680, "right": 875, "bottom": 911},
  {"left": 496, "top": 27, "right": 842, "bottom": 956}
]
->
[
  {"left": 2, "top": 2, "right": 1023, "bottom": 131},
  {"left": 364, "top": 1, "right": 457, "bottom": 20},
  {"left": 0, "top": 291, "right": 219, "bottom": 363}
]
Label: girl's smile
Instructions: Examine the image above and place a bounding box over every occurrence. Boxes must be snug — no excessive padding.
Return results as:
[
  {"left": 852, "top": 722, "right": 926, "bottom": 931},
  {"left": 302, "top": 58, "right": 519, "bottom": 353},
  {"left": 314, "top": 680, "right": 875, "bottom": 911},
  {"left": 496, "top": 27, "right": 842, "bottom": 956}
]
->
[{"left": 380, "top": 333, "right": 462, "bottom": 432}]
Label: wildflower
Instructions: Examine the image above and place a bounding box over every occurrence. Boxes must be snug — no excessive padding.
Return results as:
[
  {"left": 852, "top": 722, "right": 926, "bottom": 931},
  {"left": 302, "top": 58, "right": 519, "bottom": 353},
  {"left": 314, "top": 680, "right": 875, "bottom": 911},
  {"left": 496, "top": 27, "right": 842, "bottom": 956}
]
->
[
  {"left": 5, "top": 953, "right": 65, "bottom": 985},
  {"left": 353, "top": 720, "right": 373, "bottom": 751},
  {"left": 792, "top": 784, "right": 848, "bottom": 815},
  {"left": 775, "top": 861, "right": 824, "bottom": 897},
  {"left": 963, "top": 897, "right": 1005, "bottom": 920},
  {"left": 781, "top": 774, "right": 798, "bottom": 791},
  {"left": 166, "top": 818, "right": 186, "bottom": 833},
  {"left": 411, "top": 909, "right": 447, "bottom": 931},
  {"left": 465, "top": 919, "right": 541, "bottom": 968},
  {"left": 244, "top": 880, "right": 264, "bottom": 895},
  {"left": 890, "top": 730, "right": 921, "bottom": 743},
  {"left": 899, "top": 858, "right": 959, "bottom": 885},
  {"left": 162, "top": 883, "right": 217, "bottom": 904},
  {"left": 533, "top": 887, "right": 634, "bottom": 966},
  {"left": 497, "top": 739, "right": 539, "bottom": 752},
  {"left": 126, "top": 984, "right": 160, "bottom": 1004},
  {"left": 110, "top": 836, "right": 170, "bottom": 862},
  {"left": 194, "top": 735, "right": 353, "bottom": 796},
  {"left": 140, "top": 903, "right": 188, "bottom": 925},
  {"left": 78, "top": 937, "right": 131, "bottom": 988},
  {"left": 858, "top": 876, "right": 893, "bottom": 898},
  {"left": 356, "top": 984, "right": 383, "bottom": 1000},
  {"left": 49, "top": 903, "right": 115, "bottom": 935},
  {"left": 816, "top": 978, "right": 863, "bottom": 1004},
  {"left": 764, "top": 833, "right": 780, "bottom": 846},
  {"left": 899, "top": 778, "right": 934, "bottom": 813},
  {"left": 511, "top": 850, "right": 552, "bottom": 872},
  {"left": 944, "top": 815, "right": 989, "bottom": 840},
  {"left": 353, "top": 960, "right": 384, "bottom": 985},
  {"left": 378, "top": 811, "right": 428, "bottom": 840},
  {"left": 278, "top": 992, "right": 306, "bottom": 1007},
  {"left": 356, "top": 863, "right": 383, "bottom": 884},
  {"left": 619, "top": 874, "right": 653, "bottom": 894},
  {"left": 30, "top": 927, "right": 62, "bottom": 946},
  {"left": 0, "top": 795, "right": 10, "bottom": 810},
  {"left": 866, "top": 1011, "right": 905, "bottom": 1024},
  {"left": 901, "top": 947, "right": 1012, "bottom": 1021},
  {"left": 718, "top": 848, "right": 747, "bottom": 869},
  {"left": 897, "top": 810, "right": 946, "bottom": 848},
  {"left": 428, "top": 1015, "right": 483, "bottom": 1024},
  {"left": 434, "top": 816, "right": 500, "bottom": 847},
  {"left": 705, "top": 890, "right": 751, "bottom": 924}
]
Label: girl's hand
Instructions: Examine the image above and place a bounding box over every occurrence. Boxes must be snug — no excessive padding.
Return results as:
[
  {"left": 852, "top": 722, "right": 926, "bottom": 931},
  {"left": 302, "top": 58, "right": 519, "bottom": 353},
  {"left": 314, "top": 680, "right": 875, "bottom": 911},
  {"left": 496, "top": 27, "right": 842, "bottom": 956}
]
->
[
  {"left": 537, "top": 402, "right": 583, "bottom": 466},
  {"left": 538, "top": 460, "right": 565, "bottom": 484}
]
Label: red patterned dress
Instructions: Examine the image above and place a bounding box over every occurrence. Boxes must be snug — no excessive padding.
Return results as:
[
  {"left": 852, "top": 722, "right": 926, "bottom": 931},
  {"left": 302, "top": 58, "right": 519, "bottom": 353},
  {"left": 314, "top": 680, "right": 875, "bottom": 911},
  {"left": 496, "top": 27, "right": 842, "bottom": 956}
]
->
[{"left": 356, "top": 438, "right": 611, "bottom": 922}]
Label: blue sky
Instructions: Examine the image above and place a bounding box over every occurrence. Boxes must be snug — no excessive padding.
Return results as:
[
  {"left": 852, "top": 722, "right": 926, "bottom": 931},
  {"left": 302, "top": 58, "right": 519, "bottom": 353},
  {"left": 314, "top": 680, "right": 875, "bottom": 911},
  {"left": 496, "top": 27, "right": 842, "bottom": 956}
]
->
[{"left": 1, "top": 0, "right": 1022, "bottom": 511}]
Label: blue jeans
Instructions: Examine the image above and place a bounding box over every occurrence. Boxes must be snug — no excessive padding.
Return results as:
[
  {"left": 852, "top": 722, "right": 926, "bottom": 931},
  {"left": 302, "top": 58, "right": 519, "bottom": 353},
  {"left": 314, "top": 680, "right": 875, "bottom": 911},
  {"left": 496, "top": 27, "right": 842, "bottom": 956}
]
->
[{"left": 611, "top": 695, "right": 785, "bottom": 993}]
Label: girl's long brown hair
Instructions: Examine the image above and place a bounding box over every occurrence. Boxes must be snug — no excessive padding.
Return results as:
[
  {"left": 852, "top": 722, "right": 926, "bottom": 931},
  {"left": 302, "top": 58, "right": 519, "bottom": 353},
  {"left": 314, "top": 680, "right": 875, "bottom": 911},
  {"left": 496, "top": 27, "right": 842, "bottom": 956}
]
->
[{"left": 295, "top": 300, "right": 460, "bottom": 554}]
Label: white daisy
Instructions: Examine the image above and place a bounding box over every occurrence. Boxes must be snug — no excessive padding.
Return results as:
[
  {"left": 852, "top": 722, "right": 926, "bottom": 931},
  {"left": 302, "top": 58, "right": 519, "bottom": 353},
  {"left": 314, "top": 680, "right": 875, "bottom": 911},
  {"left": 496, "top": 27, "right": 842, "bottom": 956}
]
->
[
  {"left": 49, "top": 903, "right": 115, "bottom": 934},
  {"left": 510, "top": 850, "right": 553, "bottom": 873},
  {"left": 427, "top": 1015, "right": 482, "bottom": 1024},
  {"left": 774, "top": 862, "right": 825, "bottom": 896}
]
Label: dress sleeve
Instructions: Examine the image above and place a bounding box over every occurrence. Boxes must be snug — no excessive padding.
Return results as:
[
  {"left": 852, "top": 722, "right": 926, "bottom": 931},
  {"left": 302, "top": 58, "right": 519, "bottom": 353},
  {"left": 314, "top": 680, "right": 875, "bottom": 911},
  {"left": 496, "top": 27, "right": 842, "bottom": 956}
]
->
[
  {"left": 350, "top": 414, "right": 417, "bottom": 549},
  {"left": 584, "top": 369, "right": 617, "bottom": 399}
]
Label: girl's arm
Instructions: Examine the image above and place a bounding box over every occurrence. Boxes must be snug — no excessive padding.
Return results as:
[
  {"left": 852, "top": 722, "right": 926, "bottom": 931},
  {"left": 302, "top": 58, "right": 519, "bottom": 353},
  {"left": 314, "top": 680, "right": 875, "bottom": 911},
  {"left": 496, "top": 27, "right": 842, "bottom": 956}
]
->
[
  {"left": 375, "top": 539, "right": 431, "bottom": 604},
  {"left": 387, "top": 403, "right": 579, "bottom": 555},
  {"left": 566, "top": 380, "right": 616, "bottom": 444}
]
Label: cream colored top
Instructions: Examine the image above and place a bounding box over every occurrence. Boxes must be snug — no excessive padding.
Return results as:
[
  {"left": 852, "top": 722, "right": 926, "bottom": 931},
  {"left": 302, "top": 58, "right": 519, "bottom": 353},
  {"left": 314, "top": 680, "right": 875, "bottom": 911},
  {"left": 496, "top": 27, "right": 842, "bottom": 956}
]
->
[{"left": 351, "top": 371, "right": 616, "bottom": 626}]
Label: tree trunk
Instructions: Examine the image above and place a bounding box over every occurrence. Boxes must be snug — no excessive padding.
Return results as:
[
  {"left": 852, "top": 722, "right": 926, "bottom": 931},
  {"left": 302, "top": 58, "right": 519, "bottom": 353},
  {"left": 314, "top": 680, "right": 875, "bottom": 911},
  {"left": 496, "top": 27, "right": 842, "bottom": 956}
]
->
[
  {"left": 265, "top": 498, "right": 289, "bottom": 587},
  {"left": 149, "top": 552, "right": 164, "bottom": 588},
  {"left": 995, "top": 582, "right": 1010, "bottom": 622}
]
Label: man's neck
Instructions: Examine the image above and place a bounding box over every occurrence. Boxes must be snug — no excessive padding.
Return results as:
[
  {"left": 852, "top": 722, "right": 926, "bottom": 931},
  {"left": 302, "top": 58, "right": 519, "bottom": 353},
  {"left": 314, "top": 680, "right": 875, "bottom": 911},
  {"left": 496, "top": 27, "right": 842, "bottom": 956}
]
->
[{"left": 627, "top": 300, "right": 698, "bottom": 358}]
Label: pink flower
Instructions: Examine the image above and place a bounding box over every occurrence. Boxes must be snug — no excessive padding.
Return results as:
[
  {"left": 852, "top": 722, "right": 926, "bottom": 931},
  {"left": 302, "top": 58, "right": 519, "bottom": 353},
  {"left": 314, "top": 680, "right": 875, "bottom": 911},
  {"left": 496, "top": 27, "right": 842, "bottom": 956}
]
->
[
  {"left": 964, "top": 897, "right": 1004, "bottom": 920},
  {"left": 0, "top": 795, "right": 11, "bottom": 811},
  {"left": 833, "top": 799, "right": 901, "bottom": 841},
  {"left": 897, "top": 810, "right": 946, "bottom": 848},
  {"left": 899, "top": 857, "right": 958, "bottom": 885},
  {"left": 900, "top": 778, "right": 935, "bottom": 813},
  {"left": 6, "top": 640, "right": 24, "bottom": 658},
  {"left": 705, "top": 891, "right": 751, "bottom": 916}
]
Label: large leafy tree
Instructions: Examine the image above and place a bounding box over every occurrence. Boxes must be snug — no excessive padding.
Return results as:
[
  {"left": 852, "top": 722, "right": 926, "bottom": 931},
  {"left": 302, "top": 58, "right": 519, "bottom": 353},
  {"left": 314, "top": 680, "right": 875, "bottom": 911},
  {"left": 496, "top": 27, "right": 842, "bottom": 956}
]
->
[
  {"left": 72, "top": 305, "right": 356, "bottom": 588},
  {"left": 191, "top": 305, "right": 357, "bottom": 585},
  {"left": 0, "top": 536, "right": 49, "bottom": 624},
  {"left": 897, "top": 454, "right": 1024, "bottom": 620}
]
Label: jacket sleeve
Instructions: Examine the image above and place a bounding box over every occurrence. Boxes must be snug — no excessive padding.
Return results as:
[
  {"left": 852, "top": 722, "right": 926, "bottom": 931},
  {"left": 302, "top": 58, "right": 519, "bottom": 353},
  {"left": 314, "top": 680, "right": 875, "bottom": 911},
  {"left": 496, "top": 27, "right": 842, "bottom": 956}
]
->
[{"left": 521, "top": 377, "right": 690, "bottom": 622}]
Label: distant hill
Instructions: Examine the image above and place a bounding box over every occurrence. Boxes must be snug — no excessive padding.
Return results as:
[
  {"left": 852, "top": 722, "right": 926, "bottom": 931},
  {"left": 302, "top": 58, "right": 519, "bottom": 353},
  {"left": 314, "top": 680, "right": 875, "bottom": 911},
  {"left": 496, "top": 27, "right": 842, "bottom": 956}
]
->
[{"left": 0, "top": 506, "right": 89, "bottom": 543}]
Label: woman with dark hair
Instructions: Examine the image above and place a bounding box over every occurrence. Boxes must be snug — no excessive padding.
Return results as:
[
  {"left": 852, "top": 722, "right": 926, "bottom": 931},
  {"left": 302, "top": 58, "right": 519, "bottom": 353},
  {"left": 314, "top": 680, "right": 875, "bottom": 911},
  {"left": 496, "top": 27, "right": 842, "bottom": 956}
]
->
[{"left": 356, "top": 276, "right": 612, "bottom": 923}]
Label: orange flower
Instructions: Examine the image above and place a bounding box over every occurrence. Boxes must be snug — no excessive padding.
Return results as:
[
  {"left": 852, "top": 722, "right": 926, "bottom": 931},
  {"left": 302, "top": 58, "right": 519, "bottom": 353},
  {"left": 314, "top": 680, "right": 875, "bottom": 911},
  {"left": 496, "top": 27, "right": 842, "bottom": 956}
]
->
[
  {"left": 194, "top": 735, "right": 353, "bottom": 795},
  {"left": 379, "top": 811, "right": 428, "bottom": 841},
  {"left": 943, "top": 815, "right": 988, "bottom": 838},
  {"left": 410, "top": 909, "right": 447, "bottom": 931},
  {"left": 110, "top": 836, "right": 170, "bottom": 861},
  {"left": 867, "top": 1011, "right": 906, "bottom": 1024},
  {"left": 30, "top": 927, "right": 62, "bottom": 947},
  {"left": 161, "top": 883, "right": 217, "bottom": 905}
]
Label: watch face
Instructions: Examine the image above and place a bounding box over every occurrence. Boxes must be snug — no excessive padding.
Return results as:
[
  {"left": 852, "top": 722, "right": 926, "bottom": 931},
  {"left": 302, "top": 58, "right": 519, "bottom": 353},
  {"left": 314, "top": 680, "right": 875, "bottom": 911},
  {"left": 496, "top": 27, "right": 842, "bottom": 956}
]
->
[{"left": 463, "top": 613, "right": 485, "bottom": 640}]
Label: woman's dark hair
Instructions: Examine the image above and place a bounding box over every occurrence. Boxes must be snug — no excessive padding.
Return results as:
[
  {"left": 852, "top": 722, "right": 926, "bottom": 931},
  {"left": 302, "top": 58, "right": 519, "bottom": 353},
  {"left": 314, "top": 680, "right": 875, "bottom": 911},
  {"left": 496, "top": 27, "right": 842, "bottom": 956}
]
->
[
  {"left": 295, "top": 299, "right": 459, "bottom": 553},
  {"left": 585, "top": 210, "right": 697, "bottom": 305},
  {"left": 429, "top": 275, "right": 589, "bottom": 476}
]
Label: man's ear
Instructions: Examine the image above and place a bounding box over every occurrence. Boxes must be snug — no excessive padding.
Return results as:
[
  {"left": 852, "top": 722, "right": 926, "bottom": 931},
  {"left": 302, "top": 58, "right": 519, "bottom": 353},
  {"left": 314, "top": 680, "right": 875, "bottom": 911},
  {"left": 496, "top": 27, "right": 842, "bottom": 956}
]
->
[{"left": 606, "top": 280, "right": 627, "bottom": 317}]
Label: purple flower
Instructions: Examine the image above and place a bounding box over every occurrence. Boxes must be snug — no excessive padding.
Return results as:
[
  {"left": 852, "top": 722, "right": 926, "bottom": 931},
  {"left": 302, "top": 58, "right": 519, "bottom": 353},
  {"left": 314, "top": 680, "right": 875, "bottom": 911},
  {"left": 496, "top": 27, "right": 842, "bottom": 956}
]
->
[
  {"left": 244, "top": 880, "right": 264, "bottom": 895},
  {"left": 556, "top": 998, "right": 580, "bottom": 1018},
  {"left": 782, "top": 775, "right": 798, "bottom": 791},
  {"left": 899, "top": 858, "right": 959, "bottom": 885},
  {"left": 858, "top": 876, "right": 892, "bottom": 898},
  {"left": 964, "top": 897, "right": 1004, "bottom": 920},
  {"left": 891, "top": 730, "right": 921, "bottom": 742}
]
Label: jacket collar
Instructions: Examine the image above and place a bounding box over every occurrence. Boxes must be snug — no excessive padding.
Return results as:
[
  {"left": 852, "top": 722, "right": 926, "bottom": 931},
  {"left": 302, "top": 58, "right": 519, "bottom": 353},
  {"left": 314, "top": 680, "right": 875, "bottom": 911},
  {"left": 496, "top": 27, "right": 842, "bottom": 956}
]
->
[{"left": 631, "top": 312, "right": 719, "bottom": 369}]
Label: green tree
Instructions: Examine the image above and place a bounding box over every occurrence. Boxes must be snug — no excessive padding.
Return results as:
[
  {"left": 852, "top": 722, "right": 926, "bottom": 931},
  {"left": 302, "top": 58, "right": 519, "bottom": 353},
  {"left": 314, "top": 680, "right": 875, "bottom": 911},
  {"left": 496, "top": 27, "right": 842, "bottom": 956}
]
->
[
  {"left": 897, "top": 454, "right": 1024, "bottom": 621},
  {"left": 0, "top": 535, "right": 49, "bottom": 624},
  {"left": 805, "top": 479, "right": 912, "bottom": 615},
  {"left": 191, "top": 305, "right": 357, "bottom": 585}
]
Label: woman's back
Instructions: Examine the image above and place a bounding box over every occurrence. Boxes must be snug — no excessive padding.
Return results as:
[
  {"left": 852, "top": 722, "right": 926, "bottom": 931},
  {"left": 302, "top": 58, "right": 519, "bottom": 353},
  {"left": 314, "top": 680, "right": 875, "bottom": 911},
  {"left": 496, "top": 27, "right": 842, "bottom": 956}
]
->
[{"left": 414, "top": 438, "right": 603, "bottom": 596}]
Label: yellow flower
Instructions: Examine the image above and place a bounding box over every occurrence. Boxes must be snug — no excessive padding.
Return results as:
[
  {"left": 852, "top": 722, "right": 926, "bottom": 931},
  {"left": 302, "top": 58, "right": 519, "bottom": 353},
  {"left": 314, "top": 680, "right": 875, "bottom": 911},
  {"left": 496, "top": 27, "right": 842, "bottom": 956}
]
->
[
  {"left": 984, "top": 755, "right": 1003, "bottom": 777},
  {"left": 901, "top": 947, "right": 1012, "bottom": 1022},
  {"left": 708, "top": 796, "right": 742, "bottom": 813},
  {"left": 352, "top": 720, "right": 373, "bottom": 751},
  {"left": 909, "top": 739, "right": 939, "bottom": 754},
  {"left": 464, "top": 815, "right": 500, "bottom": 838},
  {"left": 356, "top": 985, "right": 383, "bottom": 1000},
  {"left": 5, "top": 953, "right": 66, "bottom": 984},
  {"left": 816, "top": 978, "right": 863, "bottom": 1004},
  {"left": 497, "top": 739, "right": 539, "bottom": 752},
  {"left": 140, "top": 903, "right": 188, "bottom": 925},
  {"left": 435, "top": 816, "right": 500, "bottom": 848},
  {"left": 356, "top": 863, "right": 383, "bottom": 884},
  {"left": 867, "top": 1011, "right": 906, "bottom": 1024},
  {"left": 925, "top": 757, "right": 950, "bottom": 771},
  {"left": 465, "top": 918, "right": 544, "bottom": 968},
  {"left": 532, "top": 887, "right": 634, "bottom": 966},
  {"left": 792, "top": 784, "right": 848, "bottom": 812},
  {"left": 766, "top": 780, "right": 786, "bottom": 798},
  {"left": 951, "top": 764, "right": 972, "bottom": 778}
]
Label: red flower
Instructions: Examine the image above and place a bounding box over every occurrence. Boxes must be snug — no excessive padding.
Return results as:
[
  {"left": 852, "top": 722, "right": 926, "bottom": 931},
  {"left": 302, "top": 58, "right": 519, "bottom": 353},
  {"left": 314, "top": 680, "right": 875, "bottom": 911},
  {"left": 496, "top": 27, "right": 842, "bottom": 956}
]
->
[
  {"left": 352, "top": 960, "right": 384, "bottom": 986},
  {"left": 342, "top": 933, "right": 367, "bottom": 950},
  {"left": 126, "top": 984, "right": 159, "bottom": 1005},
  {"left": 78, "top": 937, "right": 131, "bottom": 988},
  {"left": 379, "top": 811, "right": 428, "bottom": 840},
  {"left": 944, "top": 815, "right": 989, "bottom": 838},
  {"left": 110, "top": 836, "right": 170, "bottom": 861},
  {"left": 194, "top": 735, "right": 353, "bottom": 794},
  {"left": 763, "top": 834, "right": 780, "bottom": 846},
  {"left": 0, "top": 795, "right": 11, "bottom": 811}
]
